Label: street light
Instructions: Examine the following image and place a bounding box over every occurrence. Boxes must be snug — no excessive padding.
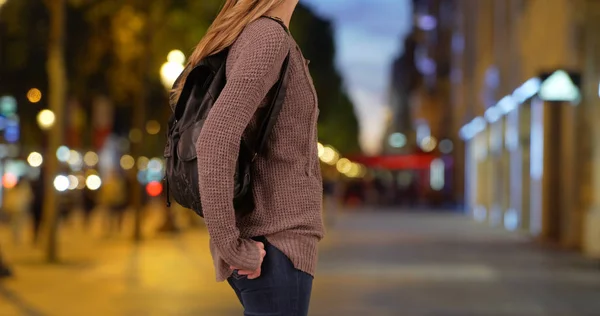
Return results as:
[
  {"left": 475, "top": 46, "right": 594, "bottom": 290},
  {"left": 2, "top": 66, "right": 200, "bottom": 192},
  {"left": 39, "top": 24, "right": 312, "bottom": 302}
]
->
[
  {"left": 37, "top": 109, "right": 56, "bottom": 130},
  {"left": 85, "top": 174, "right": 102, "bottom": 191},
  {"left": 160, "top": 50, "right": 185, "bottom": 90},
  {"left": 27, "top": 152, "right": 43, "bottom": 167},
  {"left": 27, "top": 88, "right": 42, "bottom": 103}
]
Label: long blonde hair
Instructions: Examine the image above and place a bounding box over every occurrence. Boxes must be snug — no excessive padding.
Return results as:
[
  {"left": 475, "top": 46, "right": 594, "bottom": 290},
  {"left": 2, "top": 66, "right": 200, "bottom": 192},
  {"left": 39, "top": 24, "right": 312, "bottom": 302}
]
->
[{"left": 172, "top": 0, "right": 285, "bottom": 102}]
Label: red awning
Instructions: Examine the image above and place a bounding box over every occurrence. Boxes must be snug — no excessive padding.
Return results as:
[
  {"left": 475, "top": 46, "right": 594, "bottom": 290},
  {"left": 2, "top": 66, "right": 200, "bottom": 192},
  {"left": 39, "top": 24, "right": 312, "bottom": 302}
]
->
[{"left": 347, "top": 154, "right": 438, "bottom": 170}]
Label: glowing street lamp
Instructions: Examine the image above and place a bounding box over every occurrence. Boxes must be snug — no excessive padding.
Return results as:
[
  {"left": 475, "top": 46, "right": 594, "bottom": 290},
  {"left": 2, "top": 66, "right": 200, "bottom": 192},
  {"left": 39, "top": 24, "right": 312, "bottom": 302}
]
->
[
  {"left": 37, "top": 109, "right": 56, "bottom": 130},
  {"left": 160, "top": 50, "right": 186, "bottom": 91},
  {"left": 27, "top": 152, "right": 44, "bottom": 167}
]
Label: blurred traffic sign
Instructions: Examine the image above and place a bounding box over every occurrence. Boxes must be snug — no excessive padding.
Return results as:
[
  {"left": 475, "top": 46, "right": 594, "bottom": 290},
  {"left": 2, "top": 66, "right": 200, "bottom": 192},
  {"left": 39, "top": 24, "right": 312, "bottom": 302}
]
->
[
  {"left": 4, "top": 117, "right": 19, "bottom": 143},
  {"left": 0, "top": 96, "right": 17, "bottom": 116}
]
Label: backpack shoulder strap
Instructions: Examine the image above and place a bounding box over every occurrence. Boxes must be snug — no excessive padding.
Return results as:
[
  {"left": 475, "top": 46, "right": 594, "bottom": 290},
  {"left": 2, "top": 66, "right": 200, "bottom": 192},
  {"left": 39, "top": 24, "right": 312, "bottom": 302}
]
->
[
  {"left": 252, "top": 53, "right": 290, "bottom": 160},
  {"left": 252, "top": 17, "right": 292, "bottom": 160}
]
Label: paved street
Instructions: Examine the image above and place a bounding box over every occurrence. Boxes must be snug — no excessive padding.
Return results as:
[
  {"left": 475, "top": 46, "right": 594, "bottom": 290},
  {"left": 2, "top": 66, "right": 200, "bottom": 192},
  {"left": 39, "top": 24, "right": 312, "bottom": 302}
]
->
[{"left": 1, "top": 209, "right": 599, "bottom": 316}]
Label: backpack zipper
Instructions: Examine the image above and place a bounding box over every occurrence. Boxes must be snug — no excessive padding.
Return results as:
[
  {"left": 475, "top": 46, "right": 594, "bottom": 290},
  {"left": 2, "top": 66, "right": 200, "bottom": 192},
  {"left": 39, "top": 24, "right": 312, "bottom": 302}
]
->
[{"left": 165, "top": 177, "right": 171, "bottom": 207}]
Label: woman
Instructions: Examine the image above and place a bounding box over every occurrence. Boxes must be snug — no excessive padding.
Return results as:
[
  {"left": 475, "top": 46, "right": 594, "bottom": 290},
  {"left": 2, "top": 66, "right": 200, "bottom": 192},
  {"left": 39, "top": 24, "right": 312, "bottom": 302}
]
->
[{"left": 173, "top": 0, "right": 324, "bottom": 315}]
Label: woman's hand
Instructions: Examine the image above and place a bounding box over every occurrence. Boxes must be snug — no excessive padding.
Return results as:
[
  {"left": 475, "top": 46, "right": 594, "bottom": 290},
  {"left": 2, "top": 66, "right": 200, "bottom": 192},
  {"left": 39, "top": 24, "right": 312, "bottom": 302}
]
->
[{"left": 231, "top": 241, "right": 266, "bottom": 279}]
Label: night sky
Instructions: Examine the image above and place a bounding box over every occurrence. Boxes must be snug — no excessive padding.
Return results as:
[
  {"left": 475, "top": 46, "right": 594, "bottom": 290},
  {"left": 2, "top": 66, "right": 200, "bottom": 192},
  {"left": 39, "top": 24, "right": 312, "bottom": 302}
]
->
[{"left": 302, "top": 0, "right": 412, "bottom": 154}]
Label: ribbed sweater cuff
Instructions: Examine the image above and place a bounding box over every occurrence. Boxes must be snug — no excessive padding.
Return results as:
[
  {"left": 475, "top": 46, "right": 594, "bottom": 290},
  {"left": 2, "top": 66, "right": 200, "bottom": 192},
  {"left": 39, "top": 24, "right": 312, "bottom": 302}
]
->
[{"left": 218, "top": 238, "right": 261, "bottom": 271}]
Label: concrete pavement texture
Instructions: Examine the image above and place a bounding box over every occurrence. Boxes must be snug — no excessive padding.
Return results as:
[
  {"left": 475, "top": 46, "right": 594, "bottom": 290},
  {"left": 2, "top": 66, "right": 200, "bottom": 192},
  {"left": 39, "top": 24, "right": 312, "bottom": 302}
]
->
[{"left": 0, "top": 210, "right": 599, "bottom": 316}]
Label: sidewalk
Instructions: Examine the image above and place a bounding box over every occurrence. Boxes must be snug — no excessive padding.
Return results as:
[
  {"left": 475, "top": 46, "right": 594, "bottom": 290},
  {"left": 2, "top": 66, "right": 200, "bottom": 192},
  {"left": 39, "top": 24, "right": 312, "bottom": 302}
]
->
[
  {"left": 315, "top": 211, "right": 600, "bottom": 315},
  {"left": 0, "top": 202, "right": 242, "bottom": 316},
  {"left": 1, "top": 209, "right": 600, "bottom": 315}
]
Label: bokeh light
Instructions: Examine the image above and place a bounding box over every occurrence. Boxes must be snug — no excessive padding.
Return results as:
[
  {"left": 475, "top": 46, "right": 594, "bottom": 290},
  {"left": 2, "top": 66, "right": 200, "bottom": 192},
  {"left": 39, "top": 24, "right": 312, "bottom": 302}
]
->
[
  {"left": 146, "top": 181, "right": 163, "bottom": 197},
  {"left": 161, "top": 50, "right": 186, "bottom": 90},
  {"left": 4, "top": 120, "right": 19, "bottom": 143},
  {"left": 27, "top": 88, "right": 42, "bottom": 103},
  {"left": 320, "top": 145, "right": 339, "bottom": 165},
  {"left": 37, "top": 109, "right": 56, "bottom": 130},
  {"left": 2, "top": 173, "right": 17, "bottom": 189},
  {"left": 86, "top": 175, "right": 102, "bottom": 191},
  {"left": 68, "top": 175, "right": 79, "bottom": 190},
  {"left": 84, "top": 151, "right": 99, "bottom": 167},
  {"left": 129, "top": 129, "right": 142, "bottom": 143},
  {"left": 0, "top": 95, "right": 17, "bottom": 116},
  {"left": 336, "top": 158, "right": 352, "bottom": 174},
  {"left": 167, "top": 50, "right": 186, "bottom": 64},
  {"left": 76, "top": 175, "right": 86, "bottom": 189},
  {"left": 420, "top": 136, "right": 438, "bottom": 152},
  {"left": 389, "top": 132, "right": 407, "bottom": 148},
  {"left": 27, "top": 152, "right": 43, "bottom": 167},
  {"left": 120, "top": 155, "right": 135, "bottom": 170},
  {"left": 146, "top": 120, "right": 161, "bottom": 135},
  {"left": 137, "top": 156, "right": 149, "bottom": 171},
  {"left": 346, "top": 163, "right": 363, "bottom": 178},
  {"left": 148, "top": 158, "right": 164, "bottom": 172},
  {"left": 439, "top": 139, "right": 454, "bottom": 154},
  {"left": 56, "top": 146, "right": 70, "bottom": 162},
  {"left": 67, "top": 150, "right": 83, "bottom": 168},
  {"left": 54, "top": 175, "right": 70, "bottom": 192}
]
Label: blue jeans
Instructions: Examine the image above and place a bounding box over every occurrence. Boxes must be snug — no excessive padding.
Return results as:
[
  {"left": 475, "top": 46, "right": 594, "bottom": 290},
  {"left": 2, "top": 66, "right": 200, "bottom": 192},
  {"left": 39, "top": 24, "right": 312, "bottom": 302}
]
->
[{"left": 227, "top": 238, "right": 313, "bottom": 316}]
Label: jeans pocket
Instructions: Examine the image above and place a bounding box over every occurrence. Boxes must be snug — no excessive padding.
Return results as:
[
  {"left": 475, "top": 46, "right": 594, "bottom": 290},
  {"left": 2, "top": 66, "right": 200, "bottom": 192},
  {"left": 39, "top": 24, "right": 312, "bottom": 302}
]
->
[{"left": 231, "top": 269, "right": 247, "bottom": 281}]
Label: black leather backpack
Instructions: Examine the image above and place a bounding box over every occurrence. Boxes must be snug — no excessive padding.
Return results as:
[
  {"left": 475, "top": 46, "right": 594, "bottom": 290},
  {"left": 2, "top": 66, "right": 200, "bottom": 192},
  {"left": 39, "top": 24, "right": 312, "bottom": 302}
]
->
[{"left": 164, "top": 22, "right": 290, "bottom": 218}]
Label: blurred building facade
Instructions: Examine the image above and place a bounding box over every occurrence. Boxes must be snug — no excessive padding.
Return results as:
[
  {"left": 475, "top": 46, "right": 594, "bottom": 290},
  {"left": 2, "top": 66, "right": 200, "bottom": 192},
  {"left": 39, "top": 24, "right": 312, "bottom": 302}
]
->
[
  {"left": 453, "top": 0, "right": 600, "bottom": 257},
  {"left": 409, "top": 0, "right": 454, "bottom": 143},
  {"left": 384, "top": 0, "right": 459, "bottom": 205},
  {"left": 385, "top": 34, "right": 419, "bottom": 154}
]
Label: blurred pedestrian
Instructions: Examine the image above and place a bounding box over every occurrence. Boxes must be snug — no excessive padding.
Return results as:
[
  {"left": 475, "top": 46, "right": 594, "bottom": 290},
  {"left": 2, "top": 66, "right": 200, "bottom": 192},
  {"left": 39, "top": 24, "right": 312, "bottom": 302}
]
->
[
  {"left": 3, "top": 178, "right": 33, "bottom": 245},
  {"left": 82, "top": 187, "right": 96, "bottom": 229},
  {"left": 373, "top": 177, "right": 385, "bottom": 206},
  {"left": 100, "top": 170, "right": 127, "bottom": 235},
  {"left": 168, "top": 1, "right": 322, "bottom": 315},
  {"left": 0, "top": 244, "right": 12, "bottom": 279},
  {"left": 31, "top": 172, "right": 44, "bottom": 245},
  {"left": 323, "top": 179, "right": 338, "bottom": 227}
]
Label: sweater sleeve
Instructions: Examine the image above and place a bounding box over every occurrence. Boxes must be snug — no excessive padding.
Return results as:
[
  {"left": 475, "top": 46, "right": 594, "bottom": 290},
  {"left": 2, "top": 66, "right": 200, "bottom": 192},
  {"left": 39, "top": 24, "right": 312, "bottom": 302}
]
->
[{"left": 196, "top": 23, "right": 288, "bottom": 271}]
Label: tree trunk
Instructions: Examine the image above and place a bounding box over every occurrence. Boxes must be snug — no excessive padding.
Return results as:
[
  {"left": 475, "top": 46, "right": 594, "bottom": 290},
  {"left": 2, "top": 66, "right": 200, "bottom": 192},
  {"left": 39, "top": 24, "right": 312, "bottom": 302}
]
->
[
  {"left": 43, "top": 0, "right": 67, "bottom": 262},
  {"left": 131, "top": 3, "right": 153, "bottom": 243},
  {"left": 130, "top": 91, "right": 145, "bottom": 242}
]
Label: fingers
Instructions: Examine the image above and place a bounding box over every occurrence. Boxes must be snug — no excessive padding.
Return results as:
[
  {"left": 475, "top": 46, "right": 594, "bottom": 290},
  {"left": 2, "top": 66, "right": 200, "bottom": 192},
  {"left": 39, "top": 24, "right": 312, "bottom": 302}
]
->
[
  {"left": 228, "top": 241, "right": 267, "bottom": 280},
  {"left": 235, "top": 269, "right": 254, "bottom": 276},
  {"left": 255, "top": 242, "right": 266, "bottom": 260},
  {"left": 230, "top": 268, "right": 262, "bottom": 279},
  {"left": 247, "top": 268, "right": 261, "bottom": 280}
]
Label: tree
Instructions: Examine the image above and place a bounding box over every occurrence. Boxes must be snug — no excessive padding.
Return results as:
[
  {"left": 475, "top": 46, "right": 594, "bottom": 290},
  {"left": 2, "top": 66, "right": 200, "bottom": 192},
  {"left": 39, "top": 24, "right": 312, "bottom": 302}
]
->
[
  {"left": 292, "top": 4, "right": 360, "bottom": 154},
  {"left": 42, "top": 0, "right": 67, "bottom": 262},
  {"left": 72, "top": 0, "right": 219, "bottom": 239}
]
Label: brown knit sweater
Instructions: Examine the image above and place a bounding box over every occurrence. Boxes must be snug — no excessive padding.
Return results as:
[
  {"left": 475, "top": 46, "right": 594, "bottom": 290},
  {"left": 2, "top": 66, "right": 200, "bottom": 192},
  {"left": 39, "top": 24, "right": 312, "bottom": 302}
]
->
[{"left": 196, "top": 17, "right": 325, "bottom": 282}]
